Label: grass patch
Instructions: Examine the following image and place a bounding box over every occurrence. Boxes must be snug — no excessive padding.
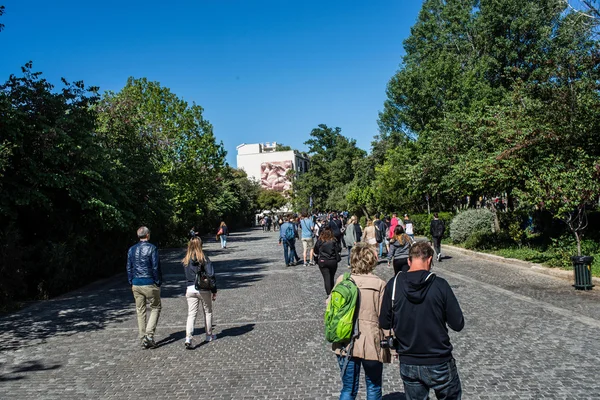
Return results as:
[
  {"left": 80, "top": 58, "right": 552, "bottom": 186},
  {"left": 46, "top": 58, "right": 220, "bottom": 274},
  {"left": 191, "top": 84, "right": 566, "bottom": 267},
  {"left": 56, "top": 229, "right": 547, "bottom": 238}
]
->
[{"left": 445, "top": 240, "right": 600, "bottom": 278}]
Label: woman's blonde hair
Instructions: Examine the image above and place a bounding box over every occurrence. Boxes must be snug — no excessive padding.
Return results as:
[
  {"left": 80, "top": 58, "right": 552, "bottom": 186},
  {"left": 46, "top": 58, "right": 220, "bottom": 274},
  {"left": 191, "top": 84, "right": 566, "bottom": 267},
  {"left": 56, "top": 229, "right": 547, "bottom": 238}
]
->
[
  {"left": 366, "top": 219, "right": 373, "bottom": 227},
  {"left": 348, "top": 215, "right": 357, "bottom": 224},
  {"left": 182, "top": 237, "right": 206, "bottom": 266},
  {"left": 394, "top": 225, "right": 411, "bottom": 246},
  {"left": 350, "top": 242, "right": 378, "bottom": 274},
  {"left": 220, "top": 221, "right": 226, "bottom": 227}
]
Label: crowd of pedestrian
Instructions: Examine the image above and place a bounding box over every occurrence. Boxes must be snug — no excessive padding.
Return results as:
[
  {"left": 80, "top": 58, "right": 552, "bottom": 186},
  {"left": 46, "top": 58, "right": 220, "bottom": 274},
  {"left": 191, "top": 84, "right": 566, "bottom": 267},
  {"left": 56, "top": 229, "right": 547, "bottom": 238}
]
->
[{"left": 125, "top": 209, "right": 461, "bottom": 400}]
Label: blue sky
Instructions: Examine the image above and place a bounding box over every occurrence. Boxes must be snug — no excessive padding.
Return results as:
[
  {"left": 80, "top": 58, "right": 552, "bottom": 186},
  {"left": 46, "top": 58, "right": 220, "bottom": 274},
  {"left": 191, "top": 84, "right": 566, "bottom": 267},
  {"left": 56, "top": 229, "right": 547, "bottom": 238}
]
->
[{"left": 0, "top": 0, "right": 423, "bottom": 166}]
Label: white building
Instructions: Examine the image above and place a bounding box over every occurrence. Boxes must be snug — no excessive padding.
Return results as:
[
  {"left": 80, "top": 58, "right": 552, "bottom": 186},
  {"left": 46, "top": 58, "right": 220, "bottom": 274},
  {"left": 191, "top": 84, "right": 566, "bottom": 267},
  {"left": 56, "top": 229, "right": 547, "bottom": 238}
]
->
[{"left": 236, "top": 142, "right": 309, "bottom": 192}]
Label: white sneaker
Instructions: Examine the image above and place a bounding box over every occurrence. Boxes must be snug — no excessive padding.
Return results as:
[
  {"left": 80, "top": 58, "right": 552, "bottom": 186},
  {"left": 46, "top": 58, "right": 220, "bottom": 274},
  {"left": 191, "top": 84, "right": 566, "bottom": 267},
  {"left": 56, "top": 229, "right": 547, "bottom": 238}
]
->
[
  {"left": 205, "top": 334, "right": 217, "bottom": 342},
  {"left": 184, "top": 338, "right": 192, "bottom": 349},
  {"left": 437, "top": 253, "right": 442, "bottom": 262}
]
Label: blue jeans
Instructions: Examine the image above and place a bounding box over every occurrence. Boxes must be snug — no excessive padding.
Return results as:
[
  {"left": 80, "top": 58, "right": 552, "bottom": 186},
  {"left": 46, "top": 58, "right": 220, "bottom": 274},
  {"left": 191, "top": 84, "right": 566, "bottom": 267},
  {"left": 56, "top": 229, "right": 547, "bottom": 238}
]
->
[
  {"left": 378, "top": 242, "right": 384, "bottom": 257},
  {"left": 220, "top": 234, "right": 227, "bottom": 248},
  {"left": 282, "top": 240, "right": 299, "bottom": 265},
  {"left": 337, "top": 356, "right": 383, "bottom": 400},
  {"left": 400, "top": 359, "right": 462, "bottom": 400}
]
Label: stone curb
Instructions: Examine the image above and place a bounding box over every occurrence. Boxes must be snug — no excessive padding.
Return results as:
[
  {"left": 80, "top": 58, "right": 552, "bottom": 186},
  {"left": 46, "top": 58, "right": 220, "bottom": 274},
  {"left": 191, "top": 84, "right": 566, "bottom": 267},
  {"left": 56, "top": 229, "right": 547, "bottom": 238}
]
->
[{"left": 442, "top": 244, "right": 600, "bottom": 286}]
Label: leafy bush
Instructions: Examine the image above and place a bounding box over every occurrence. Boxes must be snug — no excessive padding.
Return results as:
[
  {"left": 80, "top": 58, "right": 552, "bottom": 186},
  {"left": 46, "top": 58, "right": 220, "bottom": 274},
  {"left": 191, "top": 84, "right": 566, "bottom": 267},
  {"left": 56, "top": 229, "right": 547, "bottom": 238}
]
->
[
  {"left": 464, "top": 231, "right": 513, "bottom": 250},
  {"left": 410, "top": 212, "right": 454, "bottom": 238},
  {"left": 450, "top": 208, "right": 494, "bottom": 243}
]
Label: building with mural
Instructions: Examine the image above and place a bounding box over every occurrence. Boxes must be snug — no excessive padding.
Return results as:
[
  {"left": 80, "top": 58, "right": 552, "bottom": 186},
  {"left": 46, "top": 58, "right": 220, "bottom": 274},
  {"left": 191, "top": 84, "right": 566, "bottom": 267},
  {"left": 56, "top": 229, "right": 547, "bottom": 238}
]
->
[{"left": 236, "top": 142, "right": 309, "bottom": 192}]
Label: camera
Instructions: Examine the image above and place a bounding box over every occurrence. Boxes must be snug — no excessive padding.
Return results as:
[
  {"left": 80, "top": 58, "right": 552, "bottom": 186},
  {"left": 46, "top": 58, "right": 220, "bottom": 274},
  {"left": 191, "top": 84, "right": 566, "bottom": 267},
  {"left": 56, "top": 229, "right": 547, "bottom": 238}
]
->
[{"left": 380, "top": 336, "right": 398, "bottom": 349}]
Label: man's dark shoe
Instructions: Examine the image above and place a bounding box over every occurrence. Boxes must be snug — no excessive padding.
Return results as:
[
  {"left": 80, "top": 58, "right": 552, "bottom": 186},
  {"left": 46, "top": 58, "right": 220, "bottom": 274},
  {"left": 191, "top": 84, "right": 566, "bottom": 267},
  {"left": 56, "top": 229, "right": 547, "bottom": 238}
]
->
[{"left": 142, "top": 335, "right": 157, "bottom": 349}]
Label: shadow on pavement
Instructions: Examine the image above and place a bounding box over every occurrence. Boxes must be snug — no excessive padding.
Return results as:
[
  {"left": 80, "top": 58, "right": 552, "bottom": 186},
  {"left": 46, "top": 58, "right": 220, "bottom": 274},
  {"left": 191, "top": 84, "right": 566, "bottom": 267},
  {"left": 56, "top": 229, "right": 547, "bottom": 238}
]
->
[
  {"left": 382, "top": 393, "right": 406, "bottom": 400},
  {"left": 156, "top": 330, "right": 186, "bottom": 348},
  {"left": 0, "top": 283, "right": 132, "bottom": 352},
  {"left": 218, "top": 323, "right": 255, "bottom": 339},
  {"left": 0, "top": 360, "right": 61, "bottom": 382}
]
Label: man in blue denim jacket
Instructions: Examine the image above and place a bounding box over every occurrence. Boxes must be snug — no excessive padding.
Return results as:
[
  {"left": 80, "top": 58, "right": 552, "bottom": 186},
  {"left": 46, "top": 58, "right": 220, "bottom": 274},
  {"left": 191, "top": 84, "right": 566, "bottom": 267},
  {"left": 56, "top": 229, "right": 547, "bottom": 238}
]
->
[
  {"left": 127, "top": 226, "right": 163, "bottom": 349},
  {"left": 379, "top": 242, "right": 464, "bottom": 399}
]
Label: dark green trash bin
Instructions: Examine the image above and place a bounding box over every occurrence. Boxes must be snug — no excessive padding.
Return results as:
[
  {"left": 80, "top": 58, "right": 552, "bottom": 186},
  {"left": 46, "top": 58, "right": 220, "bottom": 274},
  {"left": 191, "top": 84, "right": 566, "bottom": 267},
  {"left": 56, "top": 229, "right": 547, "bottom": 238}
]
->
[{"left": 571, "top": 256, "right": 594, "bottom": 290}]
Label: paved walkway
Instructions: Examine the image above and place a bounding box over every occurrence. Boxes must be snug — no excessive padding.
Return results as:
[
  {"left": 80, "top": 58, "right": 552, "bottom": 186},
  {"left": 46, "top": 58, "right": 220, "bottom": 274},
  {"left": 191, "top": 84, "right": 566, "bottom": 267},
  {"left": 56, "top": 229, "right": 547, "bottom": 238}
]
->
[{"left": 1, "top": 228, "right": 600, "bottom": 399}]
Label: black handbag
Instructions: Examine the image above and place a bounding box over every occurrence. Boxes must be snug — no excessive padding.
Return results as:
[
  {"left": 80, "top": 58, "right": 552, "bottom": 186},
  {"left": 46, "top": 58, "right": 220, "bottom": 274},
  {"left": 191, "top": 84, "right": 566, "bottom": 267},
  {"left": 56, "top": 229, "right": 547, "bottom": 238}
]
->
[{"left": 194, "top": 262, "right": 212, "bottom": 291}]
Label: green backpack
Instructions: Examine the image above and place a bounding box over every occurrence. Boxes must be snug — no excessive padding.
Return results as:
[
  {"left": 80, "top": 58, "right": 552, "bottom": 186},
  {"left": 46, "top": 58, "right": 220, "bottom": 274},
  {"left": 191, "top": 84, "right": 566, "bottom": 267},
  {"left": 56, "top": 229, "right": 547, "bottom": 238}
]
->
[{"left": 325, "top": 272, "right": 359, "bottom": 343}]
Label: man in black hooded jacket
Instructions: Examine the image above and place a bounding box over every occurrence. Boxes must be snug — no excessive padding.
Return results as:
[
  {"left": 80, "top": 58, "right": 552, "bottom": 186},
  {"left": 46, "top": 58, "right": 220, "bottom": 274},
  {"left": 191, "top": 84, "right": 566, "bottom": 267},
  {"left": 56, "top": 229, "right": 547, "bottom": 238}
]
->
[{"left": 379, "top": 241, "right": 464, "bottom": 399}]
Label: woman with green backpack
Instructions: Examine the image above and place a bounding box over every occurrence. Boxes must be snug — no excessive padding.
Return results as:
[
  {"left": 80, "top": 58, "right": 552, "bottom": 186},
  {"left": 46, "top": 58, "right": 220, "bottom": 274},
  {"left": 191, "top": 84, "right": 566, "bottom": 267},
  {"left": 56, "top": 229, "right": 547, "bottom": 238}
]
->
[{"left": 329, "top": 242, "right": 391, "bottom": 399}]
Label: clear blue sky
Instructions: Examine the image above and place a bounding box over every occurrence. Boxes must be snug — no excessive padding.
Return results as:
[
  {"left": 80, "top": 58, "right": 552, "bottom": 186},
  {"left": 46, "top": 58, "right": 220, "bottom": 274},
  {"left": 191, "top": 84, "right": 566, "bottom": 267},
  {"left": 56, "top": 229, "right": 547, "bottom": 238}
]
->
[{"left": 0, "top": 0, "right": 423, "bottom": 166}]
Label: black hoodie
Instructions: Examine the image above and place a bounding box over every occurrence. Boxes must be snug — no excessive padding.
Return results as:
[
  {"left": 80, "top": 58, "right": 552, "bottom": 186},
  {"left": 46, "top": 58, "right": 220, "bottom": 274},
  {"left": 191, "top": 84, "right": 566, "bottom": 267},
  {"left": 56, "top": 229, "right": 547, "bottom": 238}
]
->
[{"left": 379, "top": 270, "right": 464, "bottom": 365}]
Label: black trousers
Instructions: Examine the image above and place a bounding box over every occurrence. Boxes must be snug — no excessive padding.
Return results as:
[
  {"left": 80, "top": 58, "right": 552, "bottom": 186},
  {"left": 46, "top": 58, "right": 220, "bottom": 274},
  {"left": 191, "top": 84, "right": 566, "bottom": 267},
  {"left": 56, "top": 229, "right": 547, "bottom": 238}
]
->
[
  {"left": 393, "top": 258, "right": 409, "bottom": 275},
  {"left": 318, "top": 259, "right": 338, "bottom": 295},
  {"left": 432, "top": 236, "right": 442, "bottom": 256}
]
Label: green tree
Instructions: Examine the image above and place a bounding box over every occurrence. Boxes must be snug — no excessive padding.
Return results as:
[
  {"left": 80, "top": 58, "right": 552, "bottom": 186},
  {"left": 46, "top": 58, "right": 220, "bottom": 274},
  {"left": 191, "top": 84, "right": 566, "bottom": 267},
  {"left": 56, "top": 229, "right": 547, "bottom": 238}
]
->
[
  {"left": 295, "top": 124, "right": 366, "bottom": 211},
  {"left": 257, "top": 189, "right": 288, "bottom": 213},
  {"left": 96, "top": 77, "right": 227, "bottom": 233}
]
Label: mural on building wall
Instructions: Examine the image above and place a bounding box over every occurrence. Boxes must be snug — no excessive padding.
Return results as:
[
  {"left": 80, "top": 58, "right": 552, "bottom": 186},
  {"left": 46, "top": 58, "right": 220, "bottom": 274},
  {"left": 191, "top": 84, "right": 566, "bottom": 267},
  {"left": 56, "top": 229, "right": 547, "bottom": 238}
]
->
[{"left": 261, "top": 160, "right": 293, "bottom": 192}]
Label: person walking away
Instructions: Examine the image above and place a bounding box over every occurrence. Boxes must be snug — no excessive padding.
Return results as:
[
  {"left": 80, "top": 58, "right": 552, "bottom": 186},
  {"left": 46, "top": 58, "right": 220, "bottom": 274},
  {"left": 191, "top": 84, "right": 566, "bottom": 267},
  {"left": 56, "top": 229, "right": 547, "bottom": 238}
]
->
[
  {"left": 126, "top": 226, "right": 162, "bottom": 349},
  {"left": 313, "top": 227, "right": 341, "bottom": 295},
  {"left": 379, "top": 242, "right": 464, "bottom": 399},
  {"left": 430, "top": 213, "right": 445, "bottom": 262},
  {"left": 182, "top": 237, "right": 217, "bottom": 348},
  {"left": 260, "top": 217, "right": 266, "bottom": 232},
  {"left": 329, "top": 214, "right": 343, "bottom": 247},
  {"left": 331, "top": 242, "right": 391, "bottom": 399},
  {"left": 189, "top": 226, "right": 198, "bottom": 239},
  {"left": 314, "top": 217, "right": 323, "bottom": 238},
  {"left": 361, "top": 220, "right": 378, "bottom": 257},
  {"left": 383, "top": 216, "right": 391, "bottom": 254},
  {"left": 387, "top": 225, "right": 412, "bottom": 274},
  {"left": 343, "top": 215, "right": 360, "bottom": 267},
  {"left": 388, "top": 213, "right": 399, "bottom": 241},
  {"left": 300, "top": 212, "right": 316, "bottom": 266},
  {"left": 374, "top": 214, "right": 386, "bottom": 260},
  {"left": 279, "top": 215, "right": 301, "bottom": 266},
  {"left": 403, "top": 214, "right": 414, "bottom": 240},
  {"left": 217, "top": 221, "right": 229, "bottom": 249},
  {"left": 266, "top": 216, "right": 272, "bottom": 232}
]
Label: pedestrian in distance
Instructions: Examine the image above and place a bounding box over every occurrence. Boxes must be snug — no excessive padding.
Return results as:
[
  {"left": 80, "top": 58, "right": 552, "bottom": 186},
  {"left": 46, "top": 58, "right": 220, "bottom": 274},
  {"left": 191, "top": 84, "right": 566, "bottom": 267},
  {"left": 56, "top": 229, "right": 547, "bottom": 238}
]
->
[
  {"left": 188, "top": 226, "right": 198, "bottom": 239},
  {"left": 331, "top": 242, "right": 391, "bottom": 400},
  {"left": 379, "top": 242, "right": 465, "bottom": 400},
  {"left": 126, "top": 226, "right": 162, "bottom": 349},
  {"left": 374, "top": 214, "right": 386, "bottom": 260},
  {"left": 343, "top": 215, "right": 360, "bottom": 267},
  {"left": 403, "top": 214, "right": 415, "bottom": 240},
  {"left": 279, "top": 215, "right": 301, "bottom": 266},
  {"left": 388, "top": 213, "right": 399, "bottom": 240},
  {"left": 217, "top": 221, "right": 229, "bottom": 249},
  {"left": 182, "top": 237, "right": 217, "bottom": 348},
  {"left": 300, "top": 212, "right": 316, "bottom": 266},
  {"left": 313, "top": 227, "right": 341, "bottom": 295},
  {"left": 361, "top": 219, "right": 378, "bottom": 257},
  {"left": 430, "top": 213, "right": 446, "bottom": 262},
  {"left": 387, "top": 225, "right": 412, "bottom": 274}
]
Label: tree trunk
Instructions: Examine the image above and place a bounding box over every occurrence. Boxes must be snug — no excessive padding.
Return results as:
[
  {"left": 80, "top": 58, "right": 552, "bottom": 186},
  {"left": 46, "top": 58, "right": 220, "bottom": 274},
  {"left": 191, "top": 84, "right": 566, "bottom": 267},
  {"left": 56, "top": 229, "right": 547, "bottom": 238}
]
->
[
  {"left": 575, "top": 230, "right": 582, "bottom": 257},
  {"left": 490, "top": 203, "right": 501, "bottom": 233}
]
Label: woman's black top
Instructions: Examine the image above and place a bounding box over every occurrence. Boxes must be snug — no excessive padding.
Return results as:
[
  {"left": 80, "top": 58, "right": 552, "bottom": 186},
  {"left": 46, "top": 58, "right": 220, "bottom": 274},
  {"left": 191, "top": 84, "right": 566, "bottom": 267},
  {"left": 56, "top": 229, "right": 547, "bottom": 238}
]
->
[
  {"left": 313, "top": 239, "right": 340, "bottom": 262},
  {"left": 184, "top": 256, "right": 217, "bottom": 293}
]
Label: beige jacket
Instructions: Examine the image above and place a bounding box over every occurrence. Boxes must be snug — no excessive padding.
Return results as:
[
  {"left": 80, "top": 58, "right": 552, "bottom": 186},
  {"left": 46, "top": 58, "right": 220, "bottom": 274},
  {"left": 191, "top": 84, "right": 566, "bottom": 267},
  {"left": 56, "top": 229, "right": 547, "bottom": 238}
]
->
[
  {"left": 332, "top": 273, "right": 391, "bottom": 363},
  {"left": 362, "top": 226, "right": 378, "bottom": 250}
]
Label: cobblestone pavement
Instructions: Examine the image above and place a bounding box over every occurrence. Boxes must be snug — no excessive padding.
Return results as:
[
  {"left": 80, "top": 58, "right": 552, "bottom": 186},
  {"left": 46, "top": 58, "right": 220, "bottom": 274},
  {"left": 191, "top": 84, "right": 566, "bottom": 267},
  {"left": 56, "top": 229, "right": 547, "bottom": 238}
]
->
[{"left": 1, "top": 228, "right": 600, "bottom": 399}]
